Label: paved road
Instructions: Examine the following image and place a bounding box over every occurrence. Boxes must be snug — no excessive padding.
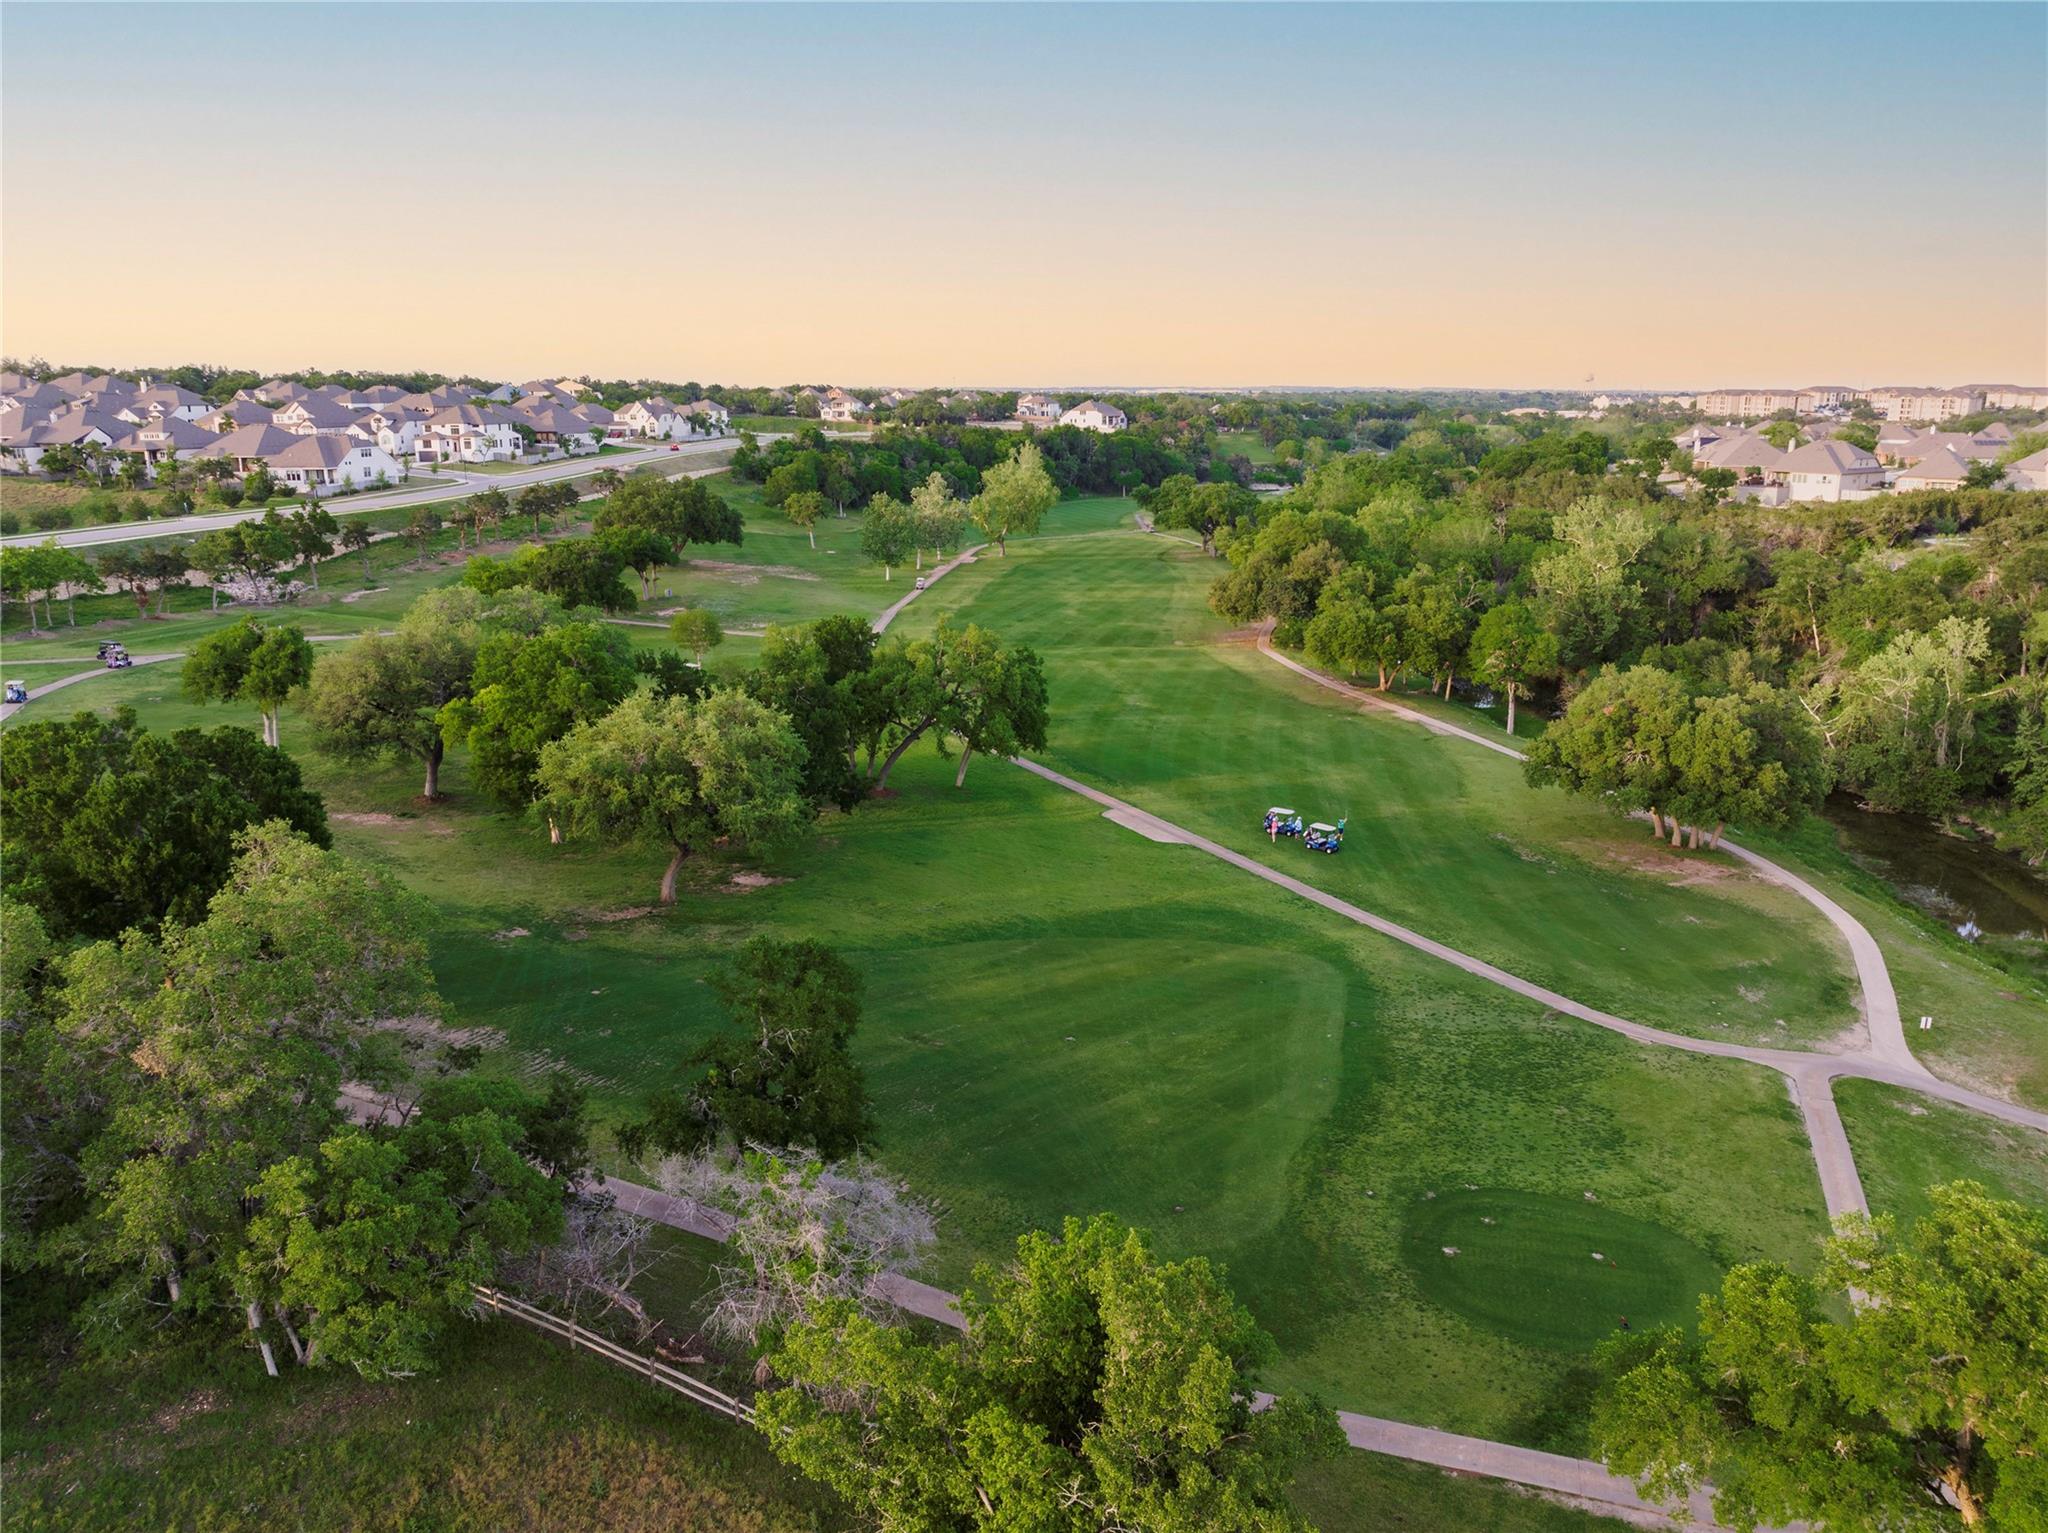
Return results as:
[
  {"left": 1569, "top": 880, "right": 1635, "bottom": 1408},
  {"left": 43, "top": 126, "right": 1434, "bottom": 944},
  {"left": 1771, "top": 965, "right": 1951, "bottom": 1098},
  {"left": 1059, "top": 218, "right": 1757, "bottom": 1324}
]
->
[{"left": 2, "top": 438, "right": 740, "bottom": 551}]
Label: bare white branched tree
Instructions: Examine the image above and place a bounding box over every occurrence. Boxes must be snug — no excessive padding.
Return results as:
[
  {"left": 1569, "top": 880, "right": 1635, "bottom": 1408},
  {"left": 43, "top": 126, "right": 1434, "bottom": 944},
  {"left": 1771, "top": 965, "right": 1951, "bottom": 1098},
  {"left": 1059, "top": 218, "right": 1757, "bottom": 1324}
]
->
[
  {"left": 657, "top": 1145, "right": 936, "bottom": 1350},
  {"left": 498, "top": 1193, "right": 659, "bottom": 1337}
]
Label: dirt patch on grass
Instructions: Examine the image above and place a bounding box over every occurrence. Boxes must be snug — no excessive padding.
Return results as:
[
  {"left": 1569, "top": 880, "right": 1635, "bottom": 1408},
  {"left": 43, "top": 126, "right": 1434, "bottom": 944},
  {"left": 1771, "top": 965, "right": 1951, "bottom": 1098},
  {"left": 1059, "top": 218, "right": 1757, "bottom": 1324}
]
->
[
  {"left": 684, "top": 559, "right": 819, "bottom": 583},
  {"left": 584, "top": 905, "right": 656, "bottom": 924},
  {"left": 374, "top": 1017, "right": 506, "bottom": 1050},
  {"left": 493, "top": 927, "right": 532, "bottom": 940},
  {"left": 340, "top": 586, "right": 388, "bottom": 603},
  {"left": 728, "top": 871, "right": 789, "bottom": 889},
  {"left": 151, "top": 1389, "right": 224, "bottom": 1433},
  {"left": 1582, "top": 838, "right": 1743, "bottom": 886},
  {"left": 330, "top": 810, "right": 454, "bottom": 836}
]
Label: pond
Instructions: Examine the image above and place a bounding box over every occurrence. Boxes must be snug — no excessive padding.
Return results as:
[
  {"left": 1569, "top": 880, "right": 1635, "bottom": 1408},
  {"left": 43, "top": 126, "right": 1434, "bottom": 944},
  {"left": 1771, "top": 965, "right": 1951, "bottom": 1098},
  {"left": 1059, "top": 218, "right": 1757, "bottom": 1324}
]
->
[{"left": 1822, "top": 794, "right": 2048, "bottom": 941}]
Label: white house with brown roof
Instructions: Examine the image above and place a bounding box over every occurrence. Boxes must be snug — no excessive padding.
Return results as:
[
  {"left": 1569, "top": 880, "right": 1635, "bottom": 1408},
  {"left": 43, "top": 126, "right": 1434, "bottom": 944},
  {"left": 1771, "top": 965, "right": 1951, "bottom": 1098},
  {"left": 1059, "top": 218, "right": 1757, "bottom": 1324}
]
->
[
  {"left": 270, "top": 395, "right": 361, "bottom": 435},
  {"left": 265, "top": 436, "right": 404, "bottom": 495},
  {"left": 510, "top": 401, "right": 601, "bottom": 455},
  {"left": 1777, "top": 439, "right": 1885, "bottom": 502},
  {"left": 115, "top": 384, "right": 211, "bottom": 423},
  {"left": 818, "top": 388, "right": 868, "bottom": 422},
  {"left": 416, "top": 405, "right": 523, "bottom": 464},
  {"left": 1015, "top": 392, "right": 1061, "bottom": 423},
  {"left": 1059, "top": 399, "right": 1128, "bottom": 433}
]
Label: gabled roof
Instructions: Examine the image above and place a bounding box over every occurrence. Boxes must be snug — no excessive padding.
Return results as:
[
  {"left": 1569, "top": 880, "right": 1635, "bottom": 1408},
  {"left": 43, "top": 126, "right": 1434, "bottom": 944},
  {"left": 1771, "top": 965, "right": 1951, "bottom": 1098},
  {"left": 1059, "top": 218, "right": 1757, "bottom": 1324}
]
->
[
  {"left": 1974, "top": 421, "right": 2014, "bottom": 442},
  {"left": 111, "top": 417, "right": 222, "bottom": 452},
  {"left": 273, "top": 395, "right": 358, "bottom": 429},
  {"left": 1778, "top": 439, "right": 1879, "bottom": 475},
  {"left": 2006, "top": 446, "right": 2048, "bottom": 473},
  {"left": 425, "top": 403, "right": 505, "bottom": 428},
  {"left": 1896, "top": 446, "right": 1974, "bottom": 483},
  {"left": 196, "top": 423, "right": 304, "bottom": 459},
  {"left": 1693, "top": 433, "right": 1786, "bottom": 471},
  {"left": 1895, "top": 431, "right": 1999, "bottom": 463},
  {"left": 400, "top": 386, "right": 469, "bottom": 410},
  {"left": 196, "top": 402, "right": 272, "bottom": 433},
  {"left": 0, "top": 384, "right": 76, "bottom": 425},
  {"left": 268, "top": 434, "right": 382, "bottom": 470},
  {"left": 32, "top": 405, "right": 127, "bottom": 444}
]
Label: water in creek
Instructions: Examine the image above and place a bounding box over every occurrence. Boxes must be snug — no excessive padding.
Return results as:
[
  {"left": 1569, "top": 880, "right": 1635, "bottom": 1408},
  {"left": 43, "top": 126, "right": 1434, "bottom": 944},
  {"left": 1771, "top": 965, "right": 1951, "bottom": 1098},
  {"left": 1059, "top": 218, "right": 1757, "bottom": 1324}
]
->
[{"left": 1822, "top": 794, "right": 2048, "bottom": 941}]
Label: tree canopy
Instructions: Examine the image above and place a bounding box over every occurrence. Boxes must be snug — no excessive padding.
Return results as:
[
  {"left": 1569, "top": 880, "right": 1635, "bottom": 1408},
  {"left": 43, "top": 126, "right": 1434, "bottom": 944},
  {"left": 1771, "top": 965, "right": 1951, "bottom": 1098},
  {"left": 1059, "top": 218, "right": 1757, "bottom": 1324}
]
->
[
  {"left": 0, "top": 709, "right": 329, "bottom": 938},
  {"left": 758, "top": 1213, "right": 1344, "bottom": 1532},
  {"left": 1594, "top": 1183, "right": 2048, "bottom": 1532},
  {"left": 181, "top": 617, "right": 316, "bottom": 747}
]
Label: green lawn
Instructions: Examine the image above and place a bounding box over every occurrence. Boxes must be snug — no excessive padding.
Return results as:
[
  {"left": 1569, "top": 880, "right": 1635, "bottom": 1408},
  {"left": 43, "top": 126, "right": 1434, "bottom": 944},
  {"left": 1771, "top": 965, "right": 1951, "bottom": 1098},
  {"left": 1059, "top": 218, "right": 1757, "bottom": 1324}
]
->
[
  {"left": 1835, "top": 1078, "right": 2048, "bottom": 1228},
  {"left": 892, "top": 529, "right": 1860, "bottom": 1051},
  {"left": 11, "top": 495, "right": 1849, "bottom": 1452},
  {"left": 1216, "top": 428, "right": 1280, "bottom": 466}
]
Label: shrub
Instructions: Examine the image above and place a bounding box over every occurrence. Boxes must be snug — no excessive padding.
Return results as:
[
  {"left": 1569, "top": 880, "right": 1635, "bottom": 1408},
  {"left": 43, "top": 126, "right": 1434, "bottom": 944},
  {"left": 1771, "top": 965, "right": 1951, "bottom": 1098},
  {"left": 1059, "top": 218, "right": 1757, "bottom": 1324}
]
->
[
  {"left": 0, "top": 511, "right": 19, "bottom": 535},
  {"left": 27, "top": 505, "right": 73, "bottom": 530}
]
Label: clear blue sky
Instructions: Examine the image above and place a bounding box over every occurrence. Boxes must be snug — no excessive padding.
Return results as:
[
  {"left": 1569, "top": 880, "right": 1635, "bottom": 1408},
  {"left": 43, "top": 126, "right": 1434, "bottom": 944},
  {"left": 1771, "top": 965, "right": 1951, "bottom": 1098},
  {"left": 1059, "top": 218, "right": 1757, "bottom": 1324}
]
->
[{"left": 5, "top": 3, "right": 2043, "bottom": 386}]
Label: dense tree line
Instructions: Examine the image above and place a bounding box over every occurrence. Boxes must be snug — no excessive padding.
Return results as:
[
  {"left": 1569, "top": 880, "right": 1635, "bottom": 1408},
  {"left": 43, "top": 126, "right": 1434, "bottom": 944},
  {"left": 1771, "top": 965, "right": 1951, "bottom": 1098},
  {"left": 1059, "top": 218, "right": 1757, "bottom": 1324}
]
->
[{"left": 1199, "top": 436, "right": 2048, "bottom": 855}]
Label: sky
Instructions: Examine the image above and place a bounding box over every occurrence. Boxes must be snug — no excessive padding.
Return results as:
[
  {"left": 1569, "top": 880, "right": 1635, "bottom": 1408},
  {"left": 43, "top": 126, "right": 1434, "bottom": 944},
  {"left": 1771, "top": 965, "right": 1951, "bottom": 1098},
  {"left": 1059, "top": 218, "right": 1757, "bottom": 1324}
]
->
[{"left": 3, "top": 3, "right": 2044, "bottom": 390}]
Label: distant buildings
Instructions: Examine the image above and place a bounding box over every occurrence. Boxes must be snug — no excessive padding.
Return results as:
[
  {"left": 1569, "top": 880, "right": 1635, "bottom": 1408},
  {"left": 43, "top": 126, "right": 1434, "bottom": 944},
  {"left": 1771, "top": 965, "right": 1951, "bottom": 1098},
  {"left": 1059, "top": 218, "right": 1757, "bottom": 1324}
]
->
[
  {"left": 1015, "top": 392, "right": 1062, "bottom": 424},
  {"left": 818, "top": 387, "right": 869, "bottom": 422},
  {"left": 1691, "top": 384, "right": 2032, "bottom": 423}
]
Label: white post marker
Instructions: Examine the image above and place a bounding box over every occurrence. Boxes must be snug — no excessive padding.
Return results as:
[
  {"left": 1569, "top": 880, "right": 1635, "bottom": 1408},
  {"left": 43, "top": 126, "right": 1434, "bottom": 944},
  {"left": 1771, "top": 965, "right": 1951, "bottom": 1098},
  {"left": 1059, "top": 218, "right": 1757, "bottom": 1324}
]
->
[{"left": 1920, "top": 1016, "right": 1934, "bottom": 1030}]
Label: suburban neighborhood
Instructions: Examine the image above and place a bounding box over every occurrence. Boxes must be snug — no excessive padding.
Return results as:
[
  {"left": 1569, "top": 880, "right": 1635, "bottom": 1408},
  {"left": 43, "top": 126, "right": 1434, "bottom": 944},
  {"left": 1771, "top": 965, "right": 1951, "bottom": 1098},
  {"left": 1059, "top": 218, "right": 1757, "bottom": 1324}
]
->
[{"left": 3, "top": 5, "right": 2045, "bottom": 1533}]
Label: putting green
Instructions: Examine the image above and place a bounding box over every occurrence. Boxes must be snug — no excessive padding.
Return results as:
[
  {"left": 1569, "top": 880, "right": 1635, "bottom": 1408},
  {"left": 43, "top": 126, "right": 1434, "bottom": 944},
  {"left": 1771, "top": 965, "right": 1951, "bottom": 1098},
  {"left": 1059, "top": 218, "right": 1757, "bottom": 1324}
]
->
[{"left": 1400, "top": 1189, "right": 1722, "bottom": 1352}]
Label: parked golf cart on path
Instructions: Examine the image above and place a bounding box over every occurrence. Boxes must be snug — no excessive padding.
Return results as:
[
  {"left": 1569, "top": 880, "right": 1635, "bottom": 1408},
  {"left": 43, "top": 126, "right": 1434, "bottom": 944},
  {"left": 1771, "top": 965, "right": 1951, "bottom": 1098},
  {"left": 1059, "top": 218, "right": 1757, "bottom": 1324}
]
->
[
  {"left": 4, "top": 680, "right": 27, "bottom": 706},
  {"left": 103, "top": 645, "right": 133, "bottom": 669}
]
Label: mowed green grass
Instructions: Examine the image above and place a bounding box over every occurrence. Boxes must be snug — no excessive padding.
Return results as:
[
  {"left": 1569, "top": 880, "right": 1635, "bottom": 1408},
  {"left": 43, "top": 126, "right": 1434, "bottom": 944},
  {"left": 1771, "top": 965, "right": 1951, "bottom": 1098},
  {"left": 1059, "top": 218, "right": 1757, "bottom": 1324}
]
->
[
  {"left": 1834, "top": 1079, "right": 2048, "bottom": 1227},
  {"left": 13, "top": 497, "right": 1838, "bottom": 1450},
  {"left": 894, "top": 530, "right": 1860, "bottom": 1050},
  {"left": 1400, "top": 1190, "right": 1723, "bottom": 1351}
]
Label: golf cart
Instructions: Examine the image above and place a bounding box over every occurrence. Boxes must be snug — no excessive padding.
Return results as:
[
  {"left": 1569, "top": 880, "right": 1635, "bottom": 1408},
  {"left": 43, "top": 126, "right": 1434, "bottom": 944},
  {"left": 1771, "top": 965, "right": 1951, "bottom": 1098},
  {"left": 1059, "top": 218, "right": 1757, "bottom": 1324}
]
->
[
  {"left": 1304, "top": 819, "right": 1346, "bottom": 854},
  {"left": 914, "top": 576, "right": 928, "bottom": 590},
  {"left": 1264, "top": 807, "right": 1304, "bottom": 838},
  {"left": 4, "top": 680, "right": 26, "bottom": 705},
  {"left": 96, "top": 641, "right": 124, "bottom": 660},
  {"left": 103, "top": 644, "right": 133, "bottom": 669}
]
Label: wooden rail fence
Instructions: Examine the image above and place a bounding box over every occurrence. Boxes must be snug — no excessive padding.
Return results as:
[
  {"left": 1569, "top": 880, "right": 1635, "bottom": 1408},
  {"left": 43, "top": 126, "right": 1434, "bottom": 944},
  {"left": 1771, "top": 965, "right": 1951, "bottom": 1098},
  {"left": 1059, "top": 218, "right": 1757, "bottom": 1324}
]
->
[{"left": 470, "top": 1284, "right": 754, "bottom": 1424}]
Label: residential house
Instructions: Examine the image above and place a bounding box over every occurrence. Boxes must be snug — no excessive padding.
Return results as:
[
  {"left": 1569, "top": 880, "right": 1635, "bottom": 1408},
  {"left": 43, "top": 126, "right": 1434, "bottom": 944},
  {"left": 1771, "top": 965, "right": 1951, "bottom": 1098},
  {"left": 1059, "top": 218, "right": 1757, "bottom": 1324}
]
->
[
  {"left": 1697, "top": 389, "right": 1800, "bottom": 418},
  {"left": 1874, "top": 422, "right": 1926, "bottom": 462},
  {"left": 613, "top": 396, "right": 684, "bottom": 438},
  {"left": 254, "top": 378, "right": 312, "bottom": 404},
  {"left": 47, "top": 372, "right": 138, "bottom": 405},
  {"left": 818, "top": 388, "right": 868, "bottom": 422},
  {"left": 1894, "top": 447, "right": 1977, "bottom": 492},
  {"left": 194, "top": 424, "right": 306, "bottom": 475},
  {"left": 399, "top": 386, "right": 471, "bottom": 411},
  {"left": 416, "top": 404, "right": 523, "bottom": 464},
  {"left": 109, "top": 416, "right": 223, "bottom": 472},
  {"left": 194, "top": 401, "right": 272, "bottom": 434},
  {"left": 2002, "top": 447, "right": 2048, "bottom": 491},
  {"left": 270, "top": 394, "right": 361, "bottom": 435},
  {"left": 1691, "top": 432, "right": 1786, "bottom": 481},
  {"left": 1058, "top": 399, "right": 1128, "bottom": 433},
  {"left": 266, "top": 435, "right": 404, "bottom": 495},
  {"left": 1015, "top": 392, "right": 1062, "bottom": 423},
  {"left": 116, "top": 384, "right": 211, "bottom": 423},
  {"left": 355, "top": 407, "right": 428, "bottom": 459},
  {"left": 1776, "top": 439, "right": 1885, "bottom": 502},
  {"left": 1865, "top": 386, "right": 1984, "bottom": 422},
  {"left": 682, "top": 399, "right": 730, "bottom": 432},
  {"left": 0, "top": 384, "right": 78, "bottom": 430},
  {"left": 336, "top": 384, "right": 409, "bottom": 410},
  {"left": 1888, "top": 431, "right": 2001, "bottom": 465},
  {"left": 0, "top": 406, "right": 123, "bottom": 471},
  {"left": 1672, "top": 422, "right": 1733, "bottom": 453},
  {"left": 511, "top": 401, "right": 601, "bottom": 454}
]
